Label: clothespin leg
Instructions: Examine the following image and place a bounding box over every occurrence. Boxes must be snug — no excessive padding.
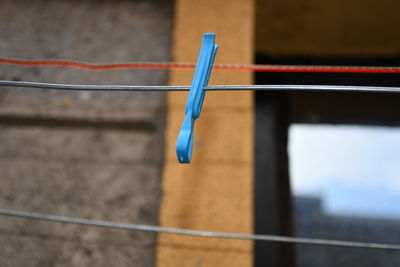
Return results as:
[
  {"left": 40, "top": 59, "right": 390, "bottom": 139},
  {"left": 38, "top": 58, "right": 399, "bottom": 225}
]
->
[{"left": 176, "top": 113, "right": 194, "bottom": 163}]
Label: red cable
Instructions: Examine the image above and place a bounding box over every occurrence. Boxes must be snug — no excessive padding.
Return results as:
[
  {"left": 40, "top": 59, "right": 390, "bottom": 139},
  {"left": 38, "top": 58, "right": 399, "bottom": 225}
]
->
[
  {"left": 0, "top": 58, "right": 194, "bottom": 70},
  {"left": 1, "top": 58, "right": 400, "bottom": 73}
]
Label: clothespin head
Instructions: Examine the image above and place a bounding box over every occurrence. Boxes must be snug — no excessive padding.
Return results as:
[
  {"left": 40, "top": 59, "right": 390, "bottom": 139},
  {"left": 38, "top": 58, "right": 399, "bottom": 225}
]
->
[{"left": 176, "top": 33, "right": 218, "bottom": 163}]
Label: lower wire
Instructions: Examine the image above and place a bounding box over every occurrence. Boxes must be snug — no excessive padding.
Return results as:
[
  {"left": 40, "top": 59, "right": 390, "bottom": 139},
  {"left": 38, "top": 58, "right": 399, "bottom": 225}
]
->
[
  {"left": 1, "top": 80, "right": 399, "bottom": 250},
  {"left": 0, "top": 208, "right": 400, "bottom": 251},
  {"left": 1, "top": 80, "right": 400, "bottom": 93}
]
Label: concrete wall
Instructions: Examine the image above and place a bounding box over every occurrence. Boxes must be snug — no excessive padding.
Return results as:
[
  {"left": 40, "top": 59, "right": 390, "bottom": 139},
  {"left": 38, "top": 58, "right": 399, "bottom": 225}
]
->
[{"left": 0, "top": 0, "right": 172, "bottom": 266}]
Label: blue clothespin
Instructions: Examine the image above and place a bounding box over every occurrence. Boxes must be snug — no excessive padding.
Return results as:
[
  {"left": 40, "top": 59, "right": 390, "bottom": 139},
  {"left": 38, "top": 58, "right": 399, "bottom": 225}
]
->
[{"left": 176, "top": 33, "right": 218, "bottom": 163}]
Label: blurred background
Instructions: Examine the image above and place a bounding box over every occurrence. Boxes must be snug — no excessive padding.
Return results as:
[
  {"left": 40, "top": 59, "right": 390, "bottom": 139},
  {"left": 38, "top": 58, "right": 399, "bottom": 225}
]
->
[
  {"left": 1, "top": 0, "right": 400, "bottom": 266},
  {"left": 256, "top": 0, "right": 400, "bottom": 266}
]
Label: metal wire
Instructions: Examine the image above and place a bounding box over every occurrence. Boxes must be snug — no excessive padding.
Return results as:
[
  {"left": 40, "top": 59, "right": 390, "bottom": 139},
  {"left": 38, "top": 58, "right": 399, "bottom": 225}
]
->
[
  {"left": 1, "top": 80, "right": 400, "bottom": 93},
  {"left": 1, "top": 79, "right": 400, "bottom": 249},
  {"left": 1, "top": 208, "right": 400, "bottom": 251}
]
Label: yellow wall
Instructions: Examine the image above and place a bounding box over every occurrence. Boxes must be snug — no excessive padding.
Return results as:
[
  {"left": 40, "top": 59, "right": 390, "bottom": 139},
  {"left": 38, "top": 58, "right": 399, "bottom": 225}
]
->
[
  {"left": 156, "top": 0, "right": 255, "bottom": 266},
  {"left": 257, "top": 0, "right": 400, "bottom": 56}
]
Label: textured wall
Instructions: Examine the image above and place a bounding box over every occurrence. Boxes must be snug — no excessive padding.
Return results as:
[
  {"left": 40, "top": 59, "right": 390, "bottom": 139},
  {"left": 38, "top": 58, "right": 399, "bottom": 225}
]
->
[{"left": 0, "top": 0, "right": 172, "bottom": 266}]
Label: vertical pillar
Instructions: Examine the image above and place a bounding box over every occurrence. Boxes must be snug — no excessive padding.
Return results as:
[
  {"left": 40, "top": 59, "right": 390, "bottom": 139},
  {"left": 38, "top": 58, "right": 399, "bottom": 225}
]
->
[
  {"left": 254, "top": 91, "right": 294, "bottom": 267},
  {"left": 156, "top": 0, "right": 255, "bottom": 266}
]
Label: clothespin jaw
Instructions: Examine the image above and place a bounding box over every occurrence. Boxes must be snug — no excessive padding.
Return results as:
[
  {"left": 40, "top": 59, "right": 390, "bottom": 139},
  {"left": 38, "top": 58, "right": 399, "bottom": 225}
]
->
[{"left": 176, "top": 33, "right": 218, "bottom": 163}]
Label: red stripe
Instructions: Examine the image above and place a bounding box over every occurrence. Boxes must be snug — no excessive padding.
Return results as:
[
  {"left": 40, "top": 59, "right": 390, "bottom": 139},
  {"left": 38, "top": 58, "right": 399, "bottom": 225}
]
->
[{"left": 1, "top": 58, "right": 400, "bottom": 73}]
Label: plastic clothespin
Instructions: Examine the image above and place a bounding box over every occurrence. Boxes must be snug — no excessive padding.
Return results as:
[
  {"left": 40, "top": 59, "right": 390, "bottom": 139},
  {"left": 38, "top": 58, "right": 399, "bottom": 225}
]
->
[{"left": 176, "top": 33, "right": 219, "bottom": 163}]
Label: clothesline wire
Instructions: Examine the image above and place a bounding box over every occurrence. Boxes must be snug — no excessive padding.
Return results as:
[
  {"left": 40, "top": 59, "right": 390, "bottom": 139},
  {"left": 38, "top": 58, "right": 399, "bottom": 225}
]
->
[
  {"left": 1, "top": 208, "right": 400, "bottom": 251},
  {"left": 2, "top": 59, "right": 400, "bottom": 252},
  {"left": 2, "top": 80, "right": 400, "bottom": 93},
  {"left": 2, "top": 57, "right": 400, "bottom": 73}
]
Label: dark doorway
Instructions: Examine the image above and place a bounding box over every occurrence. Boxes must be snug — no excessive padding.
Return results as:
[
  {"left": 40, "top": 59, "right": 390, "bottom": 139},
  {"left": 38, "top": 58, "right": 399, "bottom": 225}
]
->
[{"left": 254, "top": 55, "right": 400, "bottom": 267}]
